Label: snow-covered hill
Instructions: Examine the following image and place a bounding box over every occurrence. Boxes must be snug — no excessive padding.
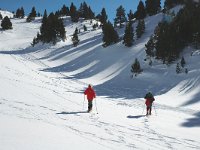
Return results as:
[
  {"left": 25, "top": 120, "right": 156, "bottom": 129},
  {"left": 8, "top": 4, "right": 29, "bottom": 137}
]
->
[
  {"left": 0, "top": 10, "right": 14, "bottom": 18},
  {"left": 0, "top": 9, "right": 200, "bottom": 150}
]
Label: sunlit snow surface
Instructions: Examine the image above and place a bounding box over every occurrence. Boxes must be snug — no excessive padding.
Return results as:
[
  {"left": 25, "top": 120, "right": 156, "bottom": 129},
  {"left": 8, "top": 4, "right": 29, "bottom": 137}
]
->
[{"left": 0, "top": 7, "right": 200, "bottom": 150}]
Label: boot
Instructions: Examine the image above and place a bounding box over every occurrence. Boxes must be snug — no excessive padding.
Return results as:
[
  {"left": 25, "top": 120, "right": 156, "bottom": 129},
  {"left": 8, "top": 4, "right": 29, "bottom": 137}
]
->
[{"left": 87, "top": 107, "right": 92, "bottom": 112}]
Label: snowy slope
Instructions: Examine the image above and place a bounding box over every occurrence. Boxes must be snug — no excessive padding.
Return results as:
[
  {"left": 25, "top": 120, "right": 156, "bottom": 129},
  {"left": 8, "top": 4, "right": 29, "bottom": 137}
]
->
[
  {"left": 0, "top": 10, "right": 14, "bottom": 18},
  {"left": 0, "top": 9, "right": 200, "bottom": 150}
]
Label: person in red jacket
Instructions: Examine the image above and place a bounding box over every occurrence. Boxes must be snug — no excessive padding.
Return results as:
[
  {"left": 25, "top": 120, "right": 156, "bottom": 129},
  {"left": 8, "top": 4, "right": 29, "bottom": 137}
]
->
[
  {"left": 144, "top": 92, "right": 155, "bottom": 115},
  {"left": 84, "top": 84, "right": 96, "bottom": 112}
]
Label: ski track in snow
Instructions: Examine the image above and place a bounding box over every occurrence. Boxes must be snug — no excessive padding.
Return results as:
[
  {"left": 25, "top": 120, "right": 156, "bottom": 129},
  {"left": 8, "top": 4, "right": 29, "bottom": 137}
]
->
[{"left": 1, "top": 94, "right": 200, "bottom": 150}]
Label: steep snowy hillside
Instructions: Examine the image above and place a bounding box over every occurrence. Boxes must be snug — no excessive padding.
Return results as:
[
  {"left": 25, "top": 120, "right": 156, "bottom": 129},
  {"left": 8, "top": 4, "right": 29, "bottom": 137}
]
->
[
  {"left": 2, "top": 9, "right": 198, "bottom": 109},
  {"left": 0, "top": 9, "right": 200, "bottom": 150}
]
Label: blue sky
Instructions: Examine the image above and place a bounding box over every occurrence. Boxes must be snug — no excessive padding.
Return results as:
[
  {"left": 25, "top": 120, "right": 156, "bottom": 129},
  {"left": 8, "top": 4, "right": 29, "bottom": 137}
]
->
[{"left": 0, "top": 0, "right": 164, "bottom": 21}]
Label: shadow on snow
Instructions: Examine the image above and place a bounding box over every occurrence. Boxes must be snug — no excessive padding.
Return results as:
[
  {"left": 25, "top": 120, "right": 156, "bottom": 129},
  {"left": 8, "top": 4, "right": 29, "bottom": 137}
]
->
[
  {"left": 127, "top": 115, "right": 146, "bottom": 119},
  {"left": 56, "top": 111, "right": 87, "bottom": 115},
  {"left": 181, "top": 112, "right": 200, "bottom": 127}
]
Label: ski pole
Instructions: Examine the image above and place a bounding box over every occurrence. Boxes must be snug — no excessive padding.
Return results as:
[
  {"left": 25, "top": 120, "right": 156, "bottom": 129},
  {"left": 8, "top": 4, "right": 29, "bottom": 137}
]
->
[
  {"left": 95, "top": 98, "right": 98, "bottom": 114},
  {"left": 83, "top": 95, "right": 85, "bottom": 110},
  {"left": 153, "top": 102, "right": 157, "bottom": 116},
  {"left": 141, "top": 103, "right": 145, "bottom": 115}
]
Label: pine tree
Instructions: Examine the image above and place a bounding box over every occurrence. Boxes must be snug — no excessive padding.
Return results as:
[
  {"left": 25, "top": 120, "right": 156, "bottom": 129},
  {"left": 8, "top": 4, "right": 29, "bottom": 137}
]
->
[
  {"left": 82, "top": 2, "right": 88, "bottom": 19},
  {"left": 164, "top": 0, "right": 184, "bottom": 10},
  {"left": 31, "top": 37, "right": 37, "bottom": 47},
  {"left": 164, "top": 0, "right": 175, "bottom": 10},
  {"left": 145, "top": 0, "right": 161, "bottom": 16},
  {"left": 66, "top": 7, "right": 70, "bottom": 16},
  {"left": 92, "top": 23, "right": 98, "bottom": 30},
  {"left": 192, "top": 32, "right": 200, "bottom": 49},
  {"left": 16, "top": 8, "right": 21, "bottom": 18},
  {"left": 185, "top": 68, "right": 188, "bottom": 74},
  {"left": 154, "top": 21, "right": 179, "bottom": 63},
  {"left": 88, "top": 6, "right": 95, "bottom": 19},
  {"left": 61, "top": 4, "right": 70, "bottom": 16},
  {"left": 100, "top": 8, "right": 108, "bottom": 25},
  {"left": 79, "top": 3, "right": 84, "bottom": 18},
  {"left": 149, "top": 59, "right": 153, "bottom": 66},
  {"left": 37, "top": 12, "right": 41, "bottom": 17},
  {"left": 145, "top": 35, "right": 155, "bottom": 57},
  {"left": 131, "top": 58, "right": 142, "bottom": 76},
  {"left": 20, "top": 7, "right": 25, "bottom": 18},
  {"left": 26, "top": 6, "right": 37, "bottom": 22},
  {"left": 26, "top": 16, "right": 32, "bottom": 22},
  {"left": 57, "top": 18, "right": 66, "bottom": 41},
  {"left": 40, "top": 9, "right": 48, "bottom": 42},
  {"left": 176, "top": 63, "right": 181, "bottom": 74},
  {"left": 180, "top": 56, "right": 186, "bottom": 68},
  {"left": 31, "top": 35, "right": 40, "bottom": 47},
  {"left": 78, "top": 2, "right": 94, "bottom": 19},
  {"left": 79, "top": 2, "right": 87, "bottom": 18},
  {"left": 114, "top": 5, "right": 127, "bottom": 28},
  {"left": 70, "top": 3, "right": 79, "bottom": 22},
  {"left": 34, "top": 11, "right": 66, "bottom": 45},
  {"left": 72, "top": 28, "right": 79, "bottom": 46},
  {"left": 16, "top": 7, "right": 24, "bottom": 18},
  {"left": 96, "top": 14, "right": 101, "bottom": 21},
  {"left": 123, "top": 22, "right": 134, "bottom": 47},
  {"left": 83, "top": 25, "right": 87, "bottom": 31},
  {"left": 1, "top": 16, "right": 12, "bottom": 30},
  {"left": 127, "top": 10, "right": 134, "bottom": 22},
  {"left": 102, "top": 21, "right": 119, "bottom": 47},
  {"left": 31, "top": 6, "right": 37, "bottom": 17},
  {"left": 135, "top": 0, "right": 146, "bottom": 20},
  {"left": 46, "top": 13, "right": 57, "bottom": 44},
  {"left": 136, "top": 19, "right": 145, "bottom": 39},
  {"left": 55, "top": 10, "right": 61, "bottom": 17}
]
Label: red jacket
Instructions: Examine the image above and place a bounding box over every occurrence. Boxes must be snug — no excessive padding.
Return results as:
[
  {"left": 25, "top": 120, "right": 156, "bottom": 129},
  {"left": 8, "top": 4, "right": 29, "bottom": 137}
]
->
[
  {"left": 145, "top": 98, "right": 153, "bottom": 107},
  {"left": 84, "top": 87, "right": 96, "bottom": 101}
]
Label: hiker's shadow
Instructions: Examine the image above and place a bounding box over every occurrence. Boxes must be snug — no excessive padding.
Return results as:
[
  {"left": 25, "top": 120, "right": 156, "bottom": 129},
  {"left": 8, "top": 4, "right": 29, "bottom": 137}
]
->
[
  {"left": 56, "top": 111, "right": 87, "bottom": 115},
  {"left": 127, "top": 115, "right": 146, "bottom": 119}
]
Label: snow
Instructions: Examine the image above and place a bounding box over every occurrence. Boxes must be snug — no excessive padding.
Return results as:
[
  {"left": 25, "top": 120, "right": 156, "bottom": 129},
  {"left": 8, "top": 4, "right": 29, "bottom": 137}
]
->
[
  {"left": 0, "top": 10, "right": 14, "bottom": 18},
  {"left": 0, "top": 9, "right": 200, "bottom": 150}
]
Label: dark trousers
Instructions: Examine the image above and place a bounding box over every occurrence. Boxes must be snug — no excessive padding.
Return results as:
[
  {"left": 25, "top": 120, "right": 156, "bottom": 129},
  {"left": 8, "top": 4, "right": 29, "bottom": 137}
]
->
[
  {"left": 146, "top": 106, "right": 152, "bottom": 115},
  {"left": 88, "top": 101, "right": 93, "bottom": 111}
]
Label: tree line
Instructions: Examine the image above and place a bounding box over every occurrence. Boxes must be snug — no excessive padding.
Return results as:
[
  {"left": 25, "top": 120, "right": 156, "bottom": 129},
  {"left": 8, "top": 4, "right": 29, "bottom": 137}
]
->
[
  {"left": 1, "top": 0, "right": 199, "bottom": 77},
  {"left": 2, "top": 0, "right": 199, "bottom": 61},
  {"left": 0, "top": 0, "right": 166, "bottom": 44}
]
